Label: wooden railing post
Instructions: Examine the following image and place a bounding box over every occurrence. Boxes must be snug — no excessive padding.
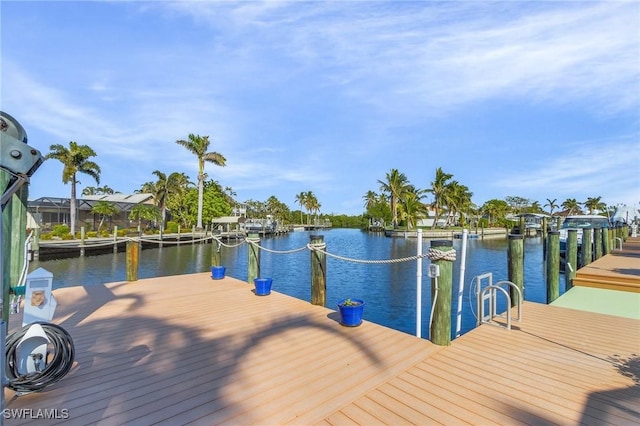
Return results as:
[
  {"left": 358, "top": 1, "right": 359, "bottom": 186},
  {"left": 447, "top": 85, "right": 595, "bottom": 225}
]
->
[
  {"left": 508, "top": 234, "right": 524, "bottom": 307},
  {"left": 546, "top": 231, "right": 560, "bottom": 303},
  {"left": 310, "top": 235, "right": 326, "bottom": 307}
]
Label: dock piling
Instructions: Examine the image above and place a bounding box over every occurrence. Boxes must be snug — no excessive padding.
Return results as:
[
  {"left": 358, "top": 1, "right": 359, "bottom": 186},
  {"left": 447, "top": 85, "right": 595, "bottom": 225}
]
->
[
  {"left": 566, "top": 229, "right": 578, "bottom": 289},
  {"left": 546, "top": 231, "right": 560, "bottom": 303},
  {"left": 310, "top": 235, "right": 326, "bottom": 307},
  {"left": 582, "top": 228, "right": 593, "bottom": 267},
  {"left": 247, "top": 233, "right": 260, "bottom": 285},
  {"left": 508, "top": 234, "right": 524, "bottom": 307},
  {"left": 126, "top": 240, "right": 139, "bottom": 281},
  {"left": 429, "top": 240, "right": 455, "bottom": 346}
]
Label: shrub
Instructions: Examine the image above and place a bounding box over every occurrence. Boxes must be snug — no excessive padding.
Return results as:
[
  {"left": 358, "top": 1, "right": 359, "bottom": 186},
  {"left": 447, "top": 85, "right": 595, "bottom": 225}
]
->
[
  {"left": 166, "top": 221, "right": 179, "bottom": 233},
  {"left": 51, "top": 224, "right": 70, "bottom": 237}
]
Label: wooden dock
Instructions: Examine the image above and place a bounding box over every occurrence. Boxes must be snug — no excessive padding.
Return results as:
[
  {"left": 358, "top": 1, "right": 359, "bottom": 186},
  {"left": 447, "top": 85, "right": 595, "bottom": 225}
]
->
[
  {"left": 573, "top": 236, "right": 640, "bottom": 292},
  {"left": 4, "top": 243, "right": 639, "bottom": 425}
]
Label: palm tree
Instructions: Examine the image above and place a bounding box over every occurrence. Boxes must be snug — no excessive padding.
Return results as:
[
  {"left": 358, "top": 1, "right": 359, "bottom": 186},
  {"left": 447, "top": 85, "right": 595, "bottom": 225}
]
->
[
  {"left": 481, "top": 199, "right": 509, "bottom": 226},
  {"left": 400, "top": 186, "right": 427, "bottom": 230},
  {"left": 583, "top": 196, "right": 605, "bottom": 214},
  {"left": 302, "top": 191, "right": 319, "bottom": 225},
  {"left": 544, "top": 198, "right": 559, "bottom": 215},
  {"left": 295, "top": 192, "right": 307, "bottom": 224},
  {"left": 445, "top": 182, "right": 473, "bottom": 226},
  {"left": 91, "top": 201, "right": 118, "bottom": 232},
  {"left": 426, "top": 167, "right": 453, "bottom": 229},
  {"left": 561, "top": 198, "right": 581, "bottom": 215},
  {"left": 378, "top": 168, "right": 409, "bottom": 229},
  {"left": 46, "top": 141, "right": 101, "bottom": 237},
  {"left": 362, "top": 190, "right": 377, "bottom": 211},
  {"left": 176, "top": 134, "right": 226, "bottom": 229}
]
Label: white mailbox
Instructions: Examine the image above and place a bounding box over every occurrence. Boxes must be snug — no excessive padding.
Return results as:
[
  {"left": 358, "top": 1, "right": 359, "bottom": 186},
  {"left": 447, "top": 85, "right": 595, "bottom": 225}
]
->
[{"left": 22, "top": 267, "right": 57, "bottom": 327}]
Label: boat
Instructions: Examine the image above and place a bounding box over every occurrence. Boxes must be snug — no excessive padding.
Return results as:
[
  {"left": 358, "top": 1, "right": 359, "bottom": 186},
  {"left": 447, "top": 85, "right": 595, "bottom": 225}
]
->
[{"left": 559, "top": 214, "right": 611, "bottom": 263}]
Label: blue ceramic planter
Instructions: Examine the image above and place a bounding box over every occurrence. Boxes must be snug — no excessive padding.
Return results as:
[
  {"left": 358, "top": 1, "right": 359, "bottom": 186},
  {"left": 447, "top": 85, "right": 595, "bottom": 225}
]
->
[
  {"left": 338, "top": 298, "right": 365, "bottom": 327},
  {"left": 211, "top": 266, "right": 226, "bottom": 280},
  {"left": 254, "top": 277, "right": 273, "bottom": 296}
]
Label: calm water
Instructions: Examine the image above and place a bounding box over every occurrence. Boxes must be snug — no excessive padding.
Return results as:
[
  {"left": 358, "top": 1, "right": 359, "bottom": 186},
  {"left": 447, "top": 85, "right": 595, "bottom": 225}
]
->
[{"left": 28, "top": 228, "right": 563, "bottom": 338}]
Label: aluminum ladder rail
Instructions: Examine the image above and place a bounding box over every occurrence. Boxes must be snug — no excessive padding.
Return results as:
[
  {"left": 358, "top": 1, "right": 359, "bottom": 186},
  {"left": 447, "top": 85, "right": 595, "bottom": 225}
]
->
[{"left": 479, "top": 280, "right": 522, "bottom": 330}]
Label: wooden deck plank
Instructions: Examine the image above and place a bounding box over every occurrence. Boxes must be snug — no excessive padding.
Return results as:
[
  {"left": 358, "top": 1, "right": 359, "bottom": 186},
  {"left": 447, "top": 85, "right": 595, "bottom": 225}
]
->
[{"left": 3, "top": 269, "right": 638, "bottom": 426}]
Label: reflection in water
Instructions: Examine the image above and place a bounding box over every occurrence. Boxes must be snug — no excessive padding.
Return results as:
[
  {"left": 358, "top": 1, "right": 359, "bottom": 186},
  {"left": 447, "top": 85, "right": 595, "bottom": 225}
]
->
[{"left": 29, "top": 229, "right": 557, "bottom": 337}]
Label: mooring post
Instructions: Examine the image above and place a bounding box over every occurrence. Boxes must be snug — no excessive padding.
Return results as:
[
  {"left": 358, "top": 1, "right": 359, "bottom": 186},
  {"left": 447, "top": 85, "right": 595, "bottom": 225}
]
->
[
  {"left": 212, "top": 239, "right": 222, "bottom": 267},
  {"left": 429, "top": 240, "right": 455, "bottom": 346},
  {"left": 546, "top": 231, "right": 560, "bottom": 303},
  {"left": 542, "top": 217, "right": 548, "bottom": 240},
  {"left": 126, "top": 240, "right": 139, "bottom": 281},
  {"left": 33, "top": 227, "right": 40, "bottom": 260},
  {"left": 508, "top": 234, "right": 524, "bottom": 307},
  {"left": 603, "top": 227, "right": 611, "bottom": 255},
  {"left": 309, "top": 234, "right": 326, "bottom": 306},
  {"left": 177, "top": 225, "right": 181, "bottom": 242},
  {"left": 247, "top": 233, "right": 260, "bottom": 285},
  {"left": 582, "top": 228, "right": 593, "bottom": 267},
  {"left": 113, "top": 225, "right": 118, "bottom": 253},
  {"left": 593, "top": 227, "right": 603, "bottom": 260},
  {"left": 566, "top": 229, "right": 578, "bottom": 289},
  {"left": 159, "top": 225, "right": 163, "bottom": 248},
  {"left": 80, "top": 226, "right": 86, "bottom": 257}
]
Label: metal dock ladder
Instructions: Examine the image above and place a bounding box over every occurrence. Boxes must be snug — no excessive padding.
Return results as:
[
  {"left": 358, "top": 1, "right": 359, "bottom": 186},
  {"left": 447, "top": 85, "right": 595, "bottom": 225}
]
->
[{"left": 476, "top": 273, "right": 522, "bottom": 330}]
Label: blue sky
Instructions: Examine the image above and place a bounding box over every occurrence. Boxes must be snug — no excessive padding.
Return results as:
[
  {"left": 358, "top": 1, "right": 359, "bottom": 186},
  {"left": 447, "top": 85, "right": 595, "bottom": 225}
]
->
[{"left": 2, "top": 1, "right": 638, "bottom": 215}]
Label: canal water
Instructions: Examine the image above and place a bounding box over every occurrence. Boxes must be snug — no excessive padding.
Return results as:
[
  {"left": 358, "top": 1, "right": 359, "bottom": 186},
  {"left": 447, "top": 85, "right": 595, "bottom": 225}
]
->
[{"left": 27, "top": 228, "right": 564, "bottom": 338}]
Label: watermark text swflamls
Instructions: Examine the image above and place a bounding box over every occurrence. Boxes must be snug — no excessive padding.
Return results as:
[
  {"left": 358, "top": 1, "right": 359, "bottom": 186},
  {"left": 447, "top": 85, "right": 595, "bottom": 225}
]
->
[{"left": 2, "top": 408, "right": 70, "bottom": 420}]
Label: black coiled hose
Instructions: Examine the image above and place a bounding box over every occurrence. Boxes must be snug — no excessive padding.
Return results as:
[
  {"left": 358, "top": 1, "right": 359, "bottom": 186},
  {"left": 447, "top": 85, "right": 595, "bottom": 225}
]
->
[{"left": 5, "top": 322, "right": 75, "bottom": 395}]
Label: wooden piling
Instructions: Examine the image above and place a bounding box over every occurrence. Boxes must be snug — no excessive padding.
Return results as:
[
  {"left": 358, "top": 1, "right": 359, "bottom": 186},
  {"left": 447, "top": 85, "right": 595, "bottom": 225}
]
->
[
  {"left": 603, "top": 227, "right": 611, "bottom": 255},
  {"left": 80, "top": 226, "right": 86, "bottom": 257},
  {"left": 507, "top": 234, "right": 524, "bottom": 307},
  {"left": 546, "top": 231, "right": 560, "bottom": 303},
  {"left": 429, "top": 240, "right": 455, "bottom": 347},
  {"left": 581, "top": 228, "right": 593, "bottom": 267},
  {"left": 126, "top": 240, "right": 139, "bottom": 281},
  {"left": 247, "top": 233, "right": 260, "bottom": 285},
  {"left": 113, "top": 226, "right": 118, "bottom": 253},
  {"left": 212, "top": 240, "right": 222, "bottom": 267},
  {"left": 518, "top": 216, "right": 525, "bottom": 236},
  {"left": 565, "top": 229, "right": 578, "bottom": 289},
  {"left": 310, "top": 235, "right": 326, "bottom": 307},
  {"left": 593, "top": 227, "right": 603, "bottom": 260},
  {"left": 33, "top": 227, "right": 40, "bottom": 259}
]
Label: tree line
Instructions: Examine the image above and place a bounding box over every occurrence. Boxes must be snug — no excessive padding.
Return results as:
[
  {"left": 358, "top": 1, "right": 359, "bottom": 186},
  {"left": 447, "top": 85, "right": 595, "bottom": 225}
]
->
[
  {"left": 365, "top": 168, "right": 612, "bottom": 230},
  {"left": 45, "top": 140, "right": 613, "bottom": 237}
]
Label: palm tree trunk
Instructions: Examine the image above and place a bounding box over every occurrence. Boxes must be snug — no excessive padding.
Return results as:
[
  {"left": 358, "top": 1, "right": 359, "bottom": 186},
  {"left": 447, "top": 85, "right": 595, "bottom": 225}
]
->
[
  {"left": 197, "top": 174, "right": 204, "bottom": 229},
  {"left": 70, "top": 178, "right": 77, "bottom": 237}
]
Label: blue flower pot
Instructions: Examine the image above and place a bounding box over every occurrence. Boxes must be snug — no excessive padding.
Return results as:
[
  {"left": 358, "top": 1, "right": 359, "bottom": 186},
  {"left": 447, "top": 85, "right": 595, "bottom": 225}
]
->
[
  {"left": 338, "top": 298, "right": 365, "bottom": 327},
  {"left": 211, "top": 266, "right": 226, "bottom": 280},
  {"left": 254, "top": 277, "right": 273, "bottom": 296}
]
